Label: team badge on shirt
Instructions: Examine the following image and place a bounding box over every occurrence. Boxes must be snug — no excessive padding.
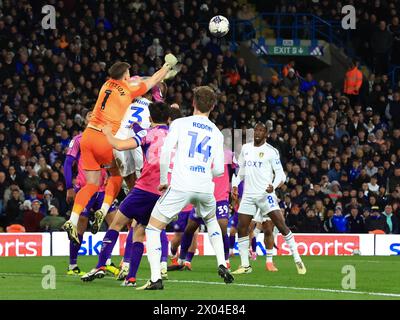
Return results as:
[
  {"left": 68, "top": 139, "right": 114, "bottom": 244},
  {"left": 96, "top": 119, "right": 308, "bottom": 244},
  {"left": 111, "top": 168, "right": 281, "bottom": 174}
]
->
[{"left": 259, "top": 152, "right": 264, "bottom": 158}]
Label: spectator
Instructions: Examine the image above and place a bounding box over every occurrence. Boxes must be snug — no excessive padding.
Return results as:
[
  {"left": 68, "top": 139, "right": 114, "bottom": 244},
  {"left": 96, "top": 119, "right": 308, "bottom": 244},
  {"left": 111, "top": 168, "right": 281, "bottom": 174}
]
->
[
  {"left": 329, "top": 206, "right": 349, "bottom": 233},
  {"left": 365, "top": 160, "right": 378, "bottom": 177},
  {"left": 40, "top": 205, "right": 66, "bottom": 232},
  {"left": 282, "top": 68, "right": 300, "bottom": 90},
  {"left": 370, "top": 21, "right": 393, "bottom": 75},
  {"left": 42, "top": 190, "right": 60, "bottom": 215},
  {"left": 388, "top": 166, "right": 400, "bottom": 193},
  {"left": 23, "top": 199, "right": 44, "bottom": 232},
  {"left": 23, "top": 166, "right": 40, "bottom": 194},
  {"left": 344, "top": 60, "right": 363, "bottom": 107},
  {"left": 280, "top": 193, "right": 294, "bottom": 217},
  {"left": 313, "top": 199, "right": 326, "bottom": 221},
  {"left": 300, "top": 209, "right": 322, "bottom": 233},
  {"left": 368, "top": 175, "right": 380, "bottom": 193},
  {"left": 282, "top": 60, "right": 296, "bottom": 78},
  {"left": 285, "top": 205, "right": 302, "bottom": 233},
  {"left": 328, "top": 162, "right": 343, "bottom": 182},
  {"left": 5, "top": 188, "right": 23, "bottom": 227},
  {"left": 385, "top": 91, "right": 400, "bottom": 129},
  {"left": 0, "top": 0, "right": 398, "bottom": 235},
  {"left": 382, "top": 204, "right": 399, "bottom": 234},
  {"left": 346, "top": 207, "right": 365, "bottom": 233},
  {"left": 322, "top": 209, "right": 335, "bottom": 232},
  {"left": 365, "top": 207, "right": 389, "bottom": 233},
  {"left": 300, "top": 73, "right": 317, "bottom": 93},
  {"left": 388, "top": 16, "right": 400, "bottom": 65}
]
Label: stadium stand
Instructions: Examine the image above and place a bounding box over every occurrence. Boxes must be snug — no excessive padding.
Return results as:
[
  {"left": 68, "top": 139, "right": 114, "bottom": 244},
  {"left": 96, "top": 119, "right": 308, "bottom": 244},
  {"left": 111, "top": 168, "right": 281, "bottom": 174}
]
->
[{"left": 0, "top": 0, "right": 399, "bottom": 235}]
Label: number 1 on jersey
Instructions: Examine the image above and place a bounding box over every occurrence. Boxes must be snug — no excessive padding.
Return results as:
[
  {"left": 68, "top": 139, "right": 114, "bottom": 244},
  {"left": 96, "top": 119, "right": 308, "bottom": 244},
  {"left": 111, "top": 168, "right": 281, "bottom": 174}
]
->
[
  {"left": 101, "top": 90, "right": 112, "bottom": 110},
  {"left": 188, "top": 131, "right": 211, "bottom": 162}
]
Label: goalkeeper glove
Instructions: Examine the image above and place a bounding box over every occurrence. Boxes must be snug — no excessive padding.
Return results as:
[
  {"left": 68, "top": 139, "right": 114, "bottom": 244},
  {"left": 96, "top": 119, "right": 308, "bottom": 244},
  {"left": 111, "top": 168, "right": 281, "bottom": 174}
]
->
[
  {"left": 163, "top": 53, "right": 178, "bottom": 70},
  {"left": 164, "top": 64, "right": 182, "bottom": 80}
]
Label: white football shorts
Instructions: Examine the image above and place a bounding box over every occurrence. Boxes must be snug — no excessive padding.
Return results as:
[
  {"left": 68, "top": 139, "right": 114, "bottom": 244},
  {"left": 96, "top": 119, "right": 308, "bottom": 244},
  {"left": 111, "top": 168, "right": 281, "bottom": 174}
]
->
[
  {"left": 238, "top": 192, "right": 279, "bottom": 219},
  {"left": 151, "top": 188, "right": 216, "bottom": 224}
]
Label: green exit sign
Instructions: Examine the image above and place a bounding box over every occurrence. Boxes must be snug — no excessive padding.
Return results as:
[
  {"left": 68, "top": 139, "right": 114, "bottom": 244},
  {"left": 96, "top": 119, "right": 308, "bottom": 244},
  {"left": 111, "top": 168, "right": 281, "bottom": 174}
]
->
[{"left": 270, "top": 45, "right": 309, "bottom": 56}]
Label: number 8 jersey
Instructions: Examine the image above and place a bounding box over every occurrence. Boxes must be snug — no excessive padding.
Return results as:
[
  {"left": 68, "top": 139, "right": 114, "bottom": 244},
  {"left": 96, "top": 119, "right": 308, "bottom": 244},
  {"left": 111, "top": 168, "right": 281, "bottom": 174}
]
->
[{"left": 160, "top": 115, "right": 225, "bottom": 194}]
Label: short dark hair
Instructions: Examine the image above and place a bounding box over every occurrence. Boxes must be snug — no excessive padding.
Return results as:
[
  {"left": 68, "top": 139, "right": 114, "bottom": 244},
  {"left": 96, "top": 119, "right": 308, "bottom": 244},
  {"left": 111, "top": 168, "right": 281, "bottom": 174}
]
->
[
  {"left": 149, "top": 102, "right": 170, "bottom": 124},
  {"left": 193, "top": 86, "right": 216, "bottom": 113},
  {"left": 108, "top": 62, "right": 130, "bottom": 80},
  {"left": 255, "top": 122, "right": 267, "bottom": 131},
  {"left": 169, "top": 107, "right": 183, "bottom": 122}
]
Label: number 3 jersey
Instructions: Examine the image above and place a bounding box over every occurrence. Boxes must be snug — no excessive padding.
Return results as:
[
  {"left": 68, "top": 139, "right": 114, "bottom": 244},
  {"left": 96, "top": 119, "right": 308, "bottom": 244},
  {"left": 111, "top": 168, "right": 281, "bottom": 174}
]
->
[
  {"left": 160, "top": 115, "right": 225, "bottom": 194},
  {"left": 234, "top": 142, "right": 286, "bottom": 196},
  {"left": 114, "top": 96, "right": 152, "bottom": 139}
]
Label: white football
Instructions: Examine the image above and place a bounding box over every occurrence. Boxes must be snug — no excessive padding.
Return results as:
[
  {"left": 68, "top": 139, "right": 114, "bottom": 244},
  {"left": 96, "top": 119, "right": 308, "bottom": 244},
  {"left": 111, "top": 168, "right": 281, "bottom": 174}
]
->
[{"left": 209, "top": 15, "right": 230, "bottom": 37}]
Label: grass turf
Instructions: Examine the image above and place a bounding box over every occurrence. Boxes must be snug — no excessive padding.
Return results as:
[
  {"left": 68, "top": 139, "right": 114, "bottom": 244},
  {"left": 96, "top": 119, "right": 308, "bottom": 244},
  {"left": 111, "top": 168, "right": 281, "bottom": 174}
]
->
[{"left": 0, "top": 255, "right": 399, "bottom": 300}]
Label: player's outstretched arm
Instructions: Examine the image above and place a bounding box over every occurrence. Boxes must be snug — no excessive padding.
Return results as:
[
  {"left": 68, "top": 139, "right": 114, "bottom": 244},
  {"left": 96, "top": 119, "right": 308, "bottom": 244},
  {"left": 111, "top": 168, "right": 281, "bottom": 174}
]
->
[
  {"left": 102, "top": 123, "right": 145, "bottom": 151},
  {"left": 142, "top": 54, "right": 179, "bottom": 91}
]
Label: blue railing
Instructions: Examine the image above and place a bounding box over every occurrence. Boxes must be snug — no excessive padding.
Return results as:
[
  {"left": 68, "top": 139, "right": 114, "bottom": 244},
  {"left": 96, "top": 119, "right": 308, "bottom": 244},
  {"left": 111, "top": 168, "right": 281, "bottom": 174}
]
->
[
  {"left": 228, "top": 13, "right": 364, "bottom": 73},
  {"left": 230, "top": 13, "right": 345, "bottom": 46}
]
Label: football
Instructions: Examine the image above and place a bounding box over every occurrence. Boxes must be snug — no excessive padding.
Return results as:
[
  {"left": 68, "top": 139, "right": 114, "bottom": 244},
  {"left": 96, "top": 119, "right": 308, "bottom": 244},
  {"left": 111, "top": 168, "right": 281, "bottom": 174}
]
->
[{"left": 209, "top": 15, "right": 230, "bottom": 37}]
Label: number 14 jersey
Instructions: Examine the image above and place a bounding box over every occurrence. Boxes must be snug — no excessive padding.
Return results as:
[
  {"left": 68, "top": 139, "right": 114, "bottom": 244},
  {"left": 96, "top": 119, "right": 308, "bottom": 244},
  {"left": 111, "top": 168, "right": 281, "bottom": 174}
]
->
[{"left": 160, "top": 115, "right": 225, "bottom": 194}]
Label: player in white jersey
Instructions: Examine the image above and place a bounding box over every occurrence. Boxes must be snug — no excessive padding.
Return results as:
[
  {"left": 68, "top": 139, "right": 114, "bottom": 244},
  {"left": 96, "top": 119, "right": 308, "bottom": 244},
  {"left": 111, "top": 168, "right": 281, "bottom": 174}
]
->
[
  {"left": 138, "top": 86, "right": 234, "bottom": 290},
  {"left": 113, "top": 79, "right": 167, "bottom": 190},
  {"left": 231, "top": 123, "right": 306, "bottom": 275}
]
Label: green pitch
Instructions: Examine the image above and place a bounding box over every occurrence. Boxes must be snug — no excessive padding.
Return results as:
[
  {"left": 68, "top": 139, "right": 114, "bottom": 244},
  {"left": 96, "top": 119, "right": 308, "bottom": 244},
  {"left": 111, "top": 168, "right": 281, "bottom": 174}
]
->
[{"left": 0, "top": 255, "right": 399, "bottom": 300}]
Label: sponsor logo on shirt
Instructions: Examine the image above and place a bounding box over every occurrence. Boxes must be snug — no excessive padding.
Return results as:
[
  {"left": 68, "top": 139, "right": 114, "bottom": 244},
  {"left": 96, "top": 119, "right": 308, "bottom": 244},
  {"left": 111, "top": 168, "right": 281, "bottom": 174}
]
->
[
  {"left": 244, "top": 161, "right": 263, "bottom": 168},
  {"left": 190, "top": 165, "right": 206, "bottom": 173}
]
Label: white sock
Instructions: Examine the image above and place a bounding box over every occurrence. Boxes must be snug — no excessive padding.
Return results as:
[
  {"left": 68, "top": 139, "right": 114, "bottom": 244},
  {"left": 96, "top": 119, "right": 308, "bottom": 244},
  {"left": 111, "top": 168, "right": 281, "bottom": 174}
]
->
[
  {"left": 204, "top": 216, "right": 226, "bottom": 267},
  {"left": 253, "top": 227, "right": 261, "bottom": 238},
  {"left": 122, "top": 261, "right": 129, "bottom": 269},
  {"left": 100, "top": 203, "right": 110, "bottom": 214},
  {"left": 266, "top": 249, "right": 274, "bottom": 263},
  {"left": 145, "top": 224, "right": 162, "bottom": 282},
  {"left": 238, "top": 236, "right": 250, "bottom": 267},
  {"left": 69, "top": 264, "right": 77, "bottom": 270},
  {"left": 177, "top": 258, "right": 184, "bottom": 265},
  {"left": 160, "top": 261, "right": 167, "bottom": 270},
  {"left": 284, "top": 231, "right": 301, "bottom": 263},
  {"left": 106, "top": 258, "right": 111, "bottom": 266},
  {"left": 70, "top": 212, "right": 79, "bottom": 226}
]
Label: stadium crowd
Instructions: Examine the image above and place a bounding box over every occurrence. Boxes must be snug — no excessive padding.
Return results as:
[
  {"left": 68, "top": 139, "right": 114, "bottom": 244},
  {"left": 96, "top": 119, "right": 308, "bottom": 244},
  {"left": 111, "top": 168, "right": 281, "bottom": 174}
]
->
[
  {"left": 0, "top": 0, "right": 399, "bottom": 234},
  {"left": 256, "top": 0, "right": 400, "bottom": 76}
]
